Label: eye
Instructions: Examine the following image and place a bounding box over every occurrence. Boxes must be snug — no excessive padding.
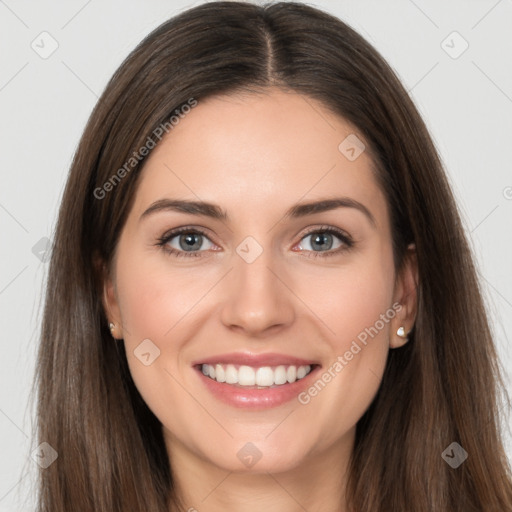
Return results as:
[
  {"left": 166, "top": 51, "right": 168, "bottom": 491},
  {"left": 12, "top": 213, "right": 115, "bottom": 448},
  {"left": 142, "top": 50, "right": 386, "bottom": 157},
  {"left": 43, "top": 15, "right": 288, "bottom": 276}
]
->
[
  {"left": 295, "top": 226, "right": 354, "bottom": 258},
  {"left": 156, "top": 227, "right": 216, "bottom": 258},
  {"left": 156, "top": 225, "right": 354, "bottom": 259}
]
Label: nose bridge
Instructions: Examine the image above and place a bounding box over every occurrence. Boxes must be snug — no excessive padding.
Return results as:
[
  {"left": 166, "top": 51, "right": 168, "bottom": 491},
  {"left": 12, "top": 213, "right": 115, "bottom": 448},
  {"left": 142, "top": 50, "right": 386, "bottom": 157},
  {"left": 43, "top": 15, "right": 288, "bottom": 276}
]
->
[{"left": 219, "top": 235, "right": 295, "bottom": 334}]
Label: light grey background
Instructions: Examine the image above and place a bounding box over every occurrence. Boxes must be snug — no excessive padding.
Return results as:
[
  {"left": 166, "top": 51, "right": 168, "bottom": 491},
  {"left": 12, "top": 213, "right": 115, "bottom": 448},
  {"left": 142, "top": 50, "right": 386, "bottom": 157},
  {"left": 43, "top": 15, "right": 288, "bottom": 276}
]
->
[{"left": 1, "top": 0, "right": 511, "bottom": 509}]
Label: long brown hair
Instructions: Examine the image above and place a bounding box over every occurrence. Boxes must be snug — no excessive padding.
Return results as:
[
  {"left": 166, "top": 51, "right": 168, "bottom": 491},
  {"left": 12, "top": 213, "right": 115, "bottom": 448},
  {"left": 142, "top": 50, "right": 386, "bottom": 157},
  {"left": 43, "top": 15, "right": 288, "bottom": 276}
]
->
[{"left": 33, "top": 1, "right": 512, "bottom": 510}]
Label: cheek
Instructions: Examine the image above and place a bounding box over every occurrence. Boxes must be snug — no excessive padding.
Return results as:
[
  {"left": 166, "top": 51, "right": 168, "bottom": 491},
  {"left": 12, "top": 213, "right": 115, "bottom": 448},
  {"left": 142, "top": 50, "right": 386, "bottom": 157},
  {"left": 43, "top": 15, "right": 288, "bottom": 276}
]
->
[
  {"left": 292, "top": 248, "right": 395, "bottom": 434},
  {"left": 115, "top": 247, "right": 215, "bottom": 341},
  {"left": 113, "top": 252, "right": 197, "bottom": 422},
  {"left": 299, "top": 250, "right": 399, "bottom": 432},
  {"left": 300, "top": 248, "right": 395, "bottom": 354},
  {"left": 112, "top": 247, "right": 225, "bottom": 400},
  {"left": 335, "top": 269, "right": 395, "bottom": 350}
]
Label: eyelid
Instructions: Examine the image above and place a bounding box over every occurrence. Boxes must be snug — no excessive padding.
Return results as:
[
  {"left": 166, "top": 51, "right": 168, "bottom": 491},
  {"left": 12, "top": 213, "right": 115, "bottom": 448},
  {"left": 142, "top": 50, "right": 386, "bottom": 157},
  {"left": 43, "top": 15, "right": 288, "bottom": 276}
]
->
[{"left": 297, "top": 224, "right": 352, "bottom": 241}]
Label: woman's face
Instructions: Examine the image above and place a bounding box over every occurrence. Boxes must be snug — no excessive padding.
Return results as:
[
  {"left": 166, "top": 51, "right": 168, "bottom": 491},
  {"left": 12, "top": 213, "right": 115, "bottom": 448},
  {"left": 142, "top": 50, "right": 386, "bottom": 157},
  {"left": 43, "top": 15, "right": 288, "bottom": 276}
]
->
[{"left": 104, "top": 88, "right": 417, "bottom": 475}]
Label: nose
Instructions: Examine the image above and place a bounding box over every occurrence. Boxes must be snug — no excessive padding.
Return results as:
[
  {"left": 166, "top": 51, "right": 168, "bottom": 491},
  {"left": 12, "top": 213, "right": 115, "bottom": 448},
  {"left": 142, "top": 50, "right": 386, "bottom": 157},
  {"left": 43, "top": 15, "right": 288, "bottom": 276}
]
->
[{"left": 219, "top": 244, "right": 295, "bottom": 337}]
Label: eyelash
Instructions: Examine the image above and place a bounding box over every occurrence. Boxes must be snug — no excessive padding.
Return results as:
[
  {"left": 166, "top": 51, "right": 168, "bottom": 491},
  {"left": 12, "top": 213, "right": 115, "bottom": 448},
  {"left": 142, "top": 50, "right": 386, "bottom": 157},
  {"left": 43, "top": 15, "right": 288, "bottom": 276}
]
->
[{"left": 156, "top": 225, "right": 354, "bottom": 259}]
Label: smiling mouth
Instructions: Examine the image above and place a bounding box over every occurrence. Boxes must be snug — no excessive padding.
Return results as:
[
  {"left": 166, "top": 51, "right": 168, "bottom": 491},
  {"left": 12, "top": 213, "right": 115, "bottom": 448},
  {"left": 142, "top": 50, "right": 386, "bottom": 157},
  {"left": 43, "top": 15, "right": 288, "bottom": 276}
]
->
[{"left": 197, "top": 363, "right": 316, "bottom": 388}]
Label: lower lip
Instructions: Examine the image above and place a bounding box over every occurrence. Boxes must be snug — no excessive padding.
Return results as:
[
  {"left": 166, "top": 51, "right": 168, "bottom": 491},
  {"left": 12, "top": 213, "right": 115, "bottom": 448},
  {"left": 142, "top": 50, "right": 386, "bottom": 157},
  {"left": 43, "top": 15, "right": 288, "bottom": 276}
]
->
[{"left": 194, "top": 365, "right": 321, "bottom": 410}]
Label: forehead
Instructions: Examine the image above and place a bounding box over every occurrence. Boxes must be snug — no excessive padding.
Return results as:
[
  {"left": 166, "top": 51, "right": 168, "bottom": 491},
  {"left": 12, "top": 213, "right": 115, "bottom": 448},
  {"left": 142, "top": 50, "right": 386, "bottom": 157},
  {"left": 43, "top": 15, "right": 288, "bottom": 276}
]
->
[{"left": 131, "top": 88, "right": 388, "bottom": 229}]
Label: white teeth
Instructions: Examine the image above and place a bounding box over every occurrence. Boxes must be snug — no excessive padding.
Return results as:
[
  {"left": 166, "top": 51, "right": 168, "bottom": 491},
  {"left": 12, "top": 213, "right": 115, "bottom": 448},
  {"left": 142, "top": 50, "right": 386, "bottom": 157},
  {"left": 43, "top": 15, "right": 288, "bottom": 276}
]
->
[
  {"left": 200, "top": 363, "right": 312, "bottom": 387},
  {"left": 286, "top": 365, "right": 297, "bottom": 383},
  {"left": 296, "top": 366, "right": 307, "bottom": 379},
  {"left": 215, "top": 364, "right": 225, "bottom": 383},
  {"left": 256, "top": 366, "right": 274, "bottom": 387},
  {"left": 238, "top": 365, "right": 256, "bottom": 386},
  {"left": 274, "top": 365, "right": 287, "bottom": 385},
  {"left": 225, "top": 364, "right": 238, "bottom": 384}
]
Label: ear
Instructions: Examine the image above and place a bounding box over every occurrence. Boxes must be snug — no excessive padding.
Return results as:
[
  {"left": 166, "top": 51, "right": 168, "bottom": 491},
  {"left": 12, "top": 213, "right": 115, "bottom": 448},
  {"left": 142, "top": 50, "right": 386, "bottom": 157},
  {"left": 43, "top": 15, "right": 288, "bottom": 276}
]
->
[
  {"left": 94, "top": 254, "right": 124, "bottom": 340},
  {"left": 390, "top": 243, "right": 418, "bottom": 349}
]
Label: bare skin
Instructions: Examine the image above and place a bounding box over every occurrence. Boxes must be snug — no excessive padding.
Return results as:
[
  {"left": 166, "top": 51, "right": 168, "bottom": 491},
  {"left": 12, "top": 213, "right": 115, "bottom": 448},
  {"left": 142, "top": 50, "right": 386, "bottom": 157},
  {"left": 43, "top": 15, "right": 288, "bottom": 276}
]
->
[{"left": 103, "top": 87, "right": 418, "bottom": 512}]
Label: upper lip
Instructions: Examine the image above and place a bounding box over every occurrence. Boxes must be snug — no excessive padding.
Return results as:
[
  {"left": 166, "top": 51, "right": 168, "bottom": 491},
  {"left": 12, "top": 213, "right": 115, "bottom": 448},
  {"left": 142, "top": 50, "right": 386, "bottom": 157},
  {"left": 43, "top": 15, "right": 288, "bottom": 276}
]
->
[{"left": 193, "top": 352, "right": 320, "bottom": 368}]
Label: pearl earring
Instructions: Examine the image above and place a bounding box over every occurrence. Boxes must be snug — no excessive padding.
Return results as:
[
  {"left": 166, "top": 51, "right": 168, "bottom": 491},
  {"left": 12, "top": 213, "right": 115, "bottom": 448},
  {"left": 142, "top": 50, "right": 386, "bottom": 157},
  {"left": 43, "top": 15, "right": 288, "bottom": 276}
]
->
[{"left": 397, "top": 326, "right": 407, "bottom": 338}]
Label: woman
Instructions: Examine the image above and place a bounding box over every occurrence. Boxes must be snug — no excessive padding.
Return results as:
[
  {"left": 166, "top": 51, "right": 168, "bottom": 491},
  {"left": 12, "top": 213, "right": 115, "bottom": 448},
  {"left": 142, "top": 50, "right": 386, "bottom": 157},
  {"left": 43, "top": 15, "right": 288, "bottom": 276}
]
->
[{"left": 34, "top": 1, "right": 512, "bottom": 510}]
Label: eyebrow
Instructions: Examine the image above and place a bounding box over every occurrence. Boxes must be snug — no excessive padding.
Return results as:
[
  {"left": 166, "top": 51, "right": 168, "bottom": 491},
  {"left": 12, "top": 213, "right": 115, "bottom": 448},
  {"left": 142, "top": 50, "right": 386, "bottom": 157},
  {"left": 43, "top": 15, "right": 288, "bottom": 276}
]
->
[{"left": 139, "top": 197, "right": 376, "bottom": 227}]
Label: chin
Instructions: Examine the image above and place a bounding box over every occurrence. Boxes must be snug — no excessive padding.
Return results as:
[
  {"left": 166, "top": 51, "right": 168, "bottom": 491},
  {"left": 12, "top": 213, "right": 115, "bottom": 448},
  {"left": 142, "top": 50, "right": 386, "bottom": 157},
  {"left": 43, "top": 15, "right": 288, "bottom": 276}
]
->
[{"left": 201, "top": 436, "right": 311, "bottom": 474}]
